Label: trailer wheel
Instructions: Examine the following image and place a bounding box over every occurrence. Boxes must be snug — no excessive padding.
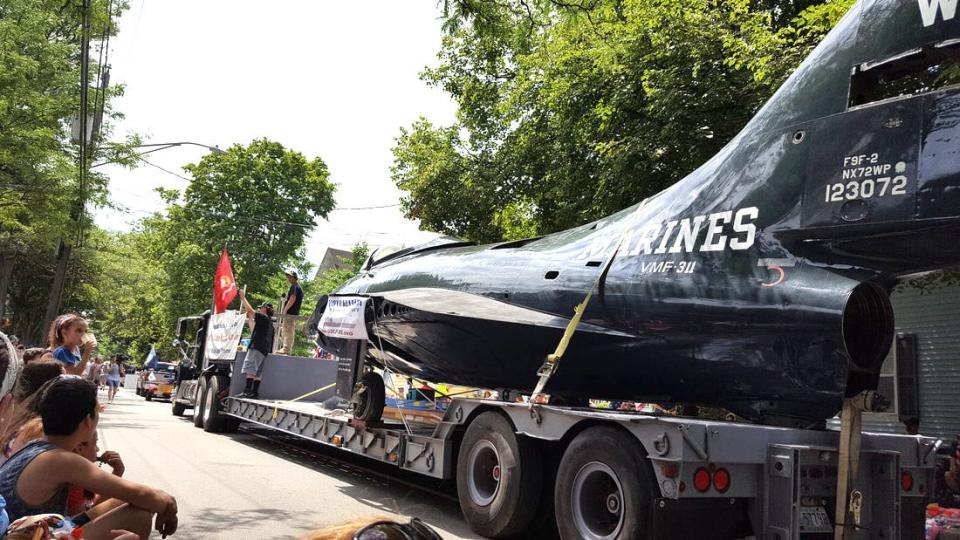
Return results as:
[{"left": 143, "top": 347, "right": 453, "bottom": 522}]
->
[
  {"left": 352, "top": 372, "right": 385, "bottom": 423},
  {"left": 555, "top": 426, "right": 657, "bottom": 540},
  {"left": 203, "top": 376, "right": 238, "bottom": 433},
  {"left": 456, "top": 411, "right": 542, "bottom": 538},
  {"left": 192, "top": 377, "right": 207, "bottom": 428}
]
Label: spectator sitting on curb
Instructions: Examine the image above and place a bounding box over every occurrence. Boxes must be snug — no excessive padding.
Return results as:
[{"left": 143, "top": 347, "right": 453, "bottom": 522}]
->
[
  {"left": 302, "top": 516, "right": 442, "bottom": 540},
  {"left": 0, "top": 360, "right": 63, "bottom": 460},
  {"left": 279, "top": 269, "right": 303, "bottom": 355},
  {"left": 237, "top": 289, "right": 274, "bottom": 399},
  {"left": 47, "top": 314, "right": 95, "bottom": 377},
  {"left": 20, "top": 348, "right": 46, "bottom": 365},
  {"left": 0, "top": 377, "right": 178, "bottom": 538},
  {"left": 0, "top": 332, "right": 26, "bottom": 532}
]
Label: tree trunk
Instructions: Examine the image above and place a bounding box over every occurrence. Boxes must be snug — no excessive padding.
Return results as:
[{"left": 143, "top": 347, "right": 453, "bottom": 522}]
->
[
  {"left": 0, "top": 254, "right": 12, "bottom": 321},
  {"left": 44, "top": 240, "right": 71, "bottom": 331}
]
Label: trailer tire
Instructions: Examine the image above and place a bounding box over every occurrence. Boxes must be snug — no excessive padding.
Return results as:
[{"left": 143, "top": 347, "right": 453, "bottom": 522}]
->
[
  {"left": 456, "top": 411, "right": 542, "bottom": 538},
  {"left": 192, "top": 377, "right": 207, "bottom": 428},
  {"left": 555, "top": 426, "right": 657, "bottom": 540},
  {"left": 352, "top": 372, "right": 385, "bottom": 423}
]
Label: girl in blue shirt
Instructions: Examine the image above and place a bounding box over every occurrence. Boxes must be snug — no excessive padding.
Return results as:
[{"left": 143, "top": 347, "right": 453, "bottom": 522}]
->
[{"left": 47, "top": 314, "right": 96, "bottom": 376}]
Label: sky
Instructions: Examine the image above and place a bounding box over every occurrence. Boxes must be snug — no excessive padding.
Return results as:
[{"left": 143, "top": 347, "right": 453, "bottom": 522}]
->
[{"left": 94, "top": 0, "right": 458, "bottom": 268}]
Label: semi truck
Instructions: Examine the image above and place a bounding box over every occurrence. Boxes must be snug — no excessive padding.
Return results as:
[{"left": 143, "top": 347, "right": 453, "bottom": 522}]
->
[{"left": 178, "top": 333, "right": 937, "bottom": 539}]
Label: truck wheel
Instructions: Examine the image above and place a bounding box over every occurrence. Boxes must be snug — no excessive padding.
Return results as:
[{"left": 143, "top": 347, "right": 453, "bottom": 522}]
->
[
  {"left": 456, "top": 411, "right": 542, "bottom": 538},
  {"left": 554, "top": 426, "right": 657, "bottom": 540},
  {"left": 203, "top": 376, "right": 225, "bottom": 432},
  {"left": 352, "top": 372, "right": 385, "bottom": 423},
  {"left": 171, "top": 400, "right": 186, "bottom": 416},
  {"left": 192, "top": 377, "right": 207, "bottom": 428}
]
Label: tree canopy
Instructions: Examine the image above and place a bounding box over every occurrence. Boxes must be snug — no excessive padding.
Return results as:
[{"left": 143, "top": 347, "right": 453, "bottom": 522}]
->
[
  {"left": 0, "top": 0, "right": 130, "bottom": 344},
  {"left": 100, "top": 139, "right": 336, "bottom": 359},
  {"left": 392, "top": 0, "right": 855, "bottom": 242}
]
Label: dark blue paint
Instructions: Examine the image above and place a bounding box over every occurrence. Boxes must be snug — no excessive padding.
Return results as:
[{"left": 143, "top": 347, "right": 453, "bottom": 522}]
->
[{"left": 313, "top": 0, "right": 960, "bottom": 426}]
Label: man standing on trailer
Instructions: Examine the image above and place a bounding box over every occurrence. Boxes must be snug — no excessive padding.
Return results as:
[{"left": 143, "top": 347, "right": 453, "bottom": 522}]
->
[
  {"left": 278, "top": 269, "right": 303, "bottom": 355},
  {"left": 237, "top": 289, "right": 274, "bottom": 398}
]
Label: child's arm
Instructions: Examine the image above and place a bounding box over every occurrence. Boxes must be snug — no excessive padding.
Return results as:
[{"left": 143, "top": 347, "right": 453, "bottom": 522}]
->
[{"left": 55, "top": 452, "right": 176, "bottom": 516}]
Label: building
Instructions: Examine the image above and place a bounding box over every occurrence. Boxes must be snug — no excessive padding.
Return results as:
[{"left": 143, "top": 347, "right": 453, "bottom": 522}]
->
[
  {"left": 312, "top": 247, "right": 354, "bottom": 279},
  {"left": 852, "top": 270, "right": 960, "bottom": 439}
]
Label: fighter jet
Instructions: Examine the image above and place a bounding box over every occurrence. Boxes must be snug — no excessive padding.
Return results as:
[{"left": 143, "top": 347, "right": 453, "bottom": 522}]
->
[{"left": 311, "top": 0, "right": 960, "bottom": 427}]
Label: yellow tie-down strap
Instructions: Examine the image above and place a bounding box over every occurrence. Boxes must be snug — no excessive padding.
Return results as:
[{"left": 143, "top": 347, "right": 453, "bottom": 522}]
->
[{"left": 273, "top": 382, "right": 336, "bottom": 421}]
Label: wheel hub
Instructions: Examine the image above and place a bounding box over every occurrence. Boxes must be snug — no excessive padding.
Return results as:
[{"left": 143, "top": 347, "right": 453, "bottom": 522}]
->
[
  {"left": 605, "top": 493, "right": 620, "bottom": 514},
  {"left": 466, "top": 440, "right": 501, "bottom": 507},
  {"left": 571, "top": 461, "right": 625, "bottom": 540}
]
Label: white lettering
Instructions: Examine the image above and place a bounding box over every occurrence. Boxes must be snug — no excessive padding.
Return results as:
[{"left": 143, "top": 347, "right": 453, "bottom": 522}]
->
[
  {"left": 730, "top": 207, "right": 758, "bottom": 250},
  {"left": 918, "top": 0, "right": 957, "bottom": 26},
  {"left": 637, "top": 223, "right": 660, "bottom": 255},
  {"left": 700, "top": 211, "right": 732, "bottom": 252},
  {"left": 654, "top": 221, "right": 678, "bottom": 254},
  {"left": 669, "top": 216, "right": 705, "bottom": 254}
]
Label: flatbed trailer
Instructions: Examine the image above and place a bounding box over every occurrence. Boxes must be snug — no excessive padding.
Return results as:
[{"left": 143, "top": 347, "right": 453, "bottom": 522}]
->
[{"left": 192, "top": 364, "right": 937, "bottom": 540}]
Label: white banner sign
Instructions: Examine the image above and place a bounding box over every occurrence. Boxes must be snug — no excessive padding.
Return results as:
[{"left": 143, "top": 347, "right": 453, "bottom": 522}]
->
[
  {"left": 318, "top": 296, "right": 369, "bottom": 340},
  {"left": 204, "top": 310, "right": 248, "bottom": 360}
]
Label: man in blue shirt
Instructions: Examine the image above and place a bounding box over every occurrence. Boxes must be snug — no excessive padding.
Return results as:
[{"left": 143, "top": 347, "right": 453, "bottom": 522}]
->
[{"left": 278, "top": 269, "right": 303, "bottom": 355}]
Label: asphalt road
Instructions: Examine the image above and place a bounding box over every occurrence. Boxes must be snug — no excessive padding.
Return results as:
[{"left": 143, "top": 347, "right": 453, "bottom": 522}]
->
[{"left": 96, "top": 386, "right": 479, "bottom": 540}]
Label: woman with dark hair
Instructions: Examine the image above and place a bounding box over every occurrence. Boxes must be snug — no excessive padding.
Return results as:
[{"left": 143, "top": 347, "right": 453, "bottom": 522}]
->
[{"left": 0, "top": 360, "right": 63, "bottom": 460}]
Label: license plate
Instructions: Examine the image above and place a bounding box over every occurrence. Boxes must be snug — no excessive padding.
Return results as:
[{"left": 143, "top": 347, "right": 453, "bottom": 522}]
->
[{"left": 799, "top": 506, "right": 832, "bottom": 533}]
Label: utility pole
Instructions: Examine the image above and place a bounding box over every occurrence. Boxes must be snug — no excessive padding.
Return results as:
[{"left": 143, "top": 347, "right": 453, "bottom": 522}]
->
[{"left": 44, "top": 0, "right": 92, "bottom": 333}]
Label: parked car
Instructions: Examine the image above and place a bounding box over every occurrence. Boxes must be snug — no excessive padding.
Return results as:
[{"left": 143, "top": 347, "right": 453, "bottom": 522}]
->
[{"left": 136, "top": 362, "right": 177, "bottom": 401}]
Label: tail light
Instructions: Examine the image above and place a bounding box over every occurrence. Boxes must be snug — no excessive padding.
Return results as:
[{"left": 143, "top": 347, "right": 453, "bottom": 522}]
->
[
  {"left": 693, "top": 467, "right": 711, "bottom": 492},
  {"left": 901, "top": 470, "right": 914, "bottom": 492},
  {"left": 713, "top": 468, "right": 731, "bottom": 493}
]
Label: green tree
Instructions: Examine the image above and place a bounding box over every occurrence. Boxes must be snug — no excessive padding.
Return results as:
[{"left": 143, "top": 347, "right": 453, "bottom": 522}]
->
[
  {"left": 0, "top": 0, "right": 130, "bottom": 343},
  {"left": 143, "top": 139, "right": 336, "bottom": 325},
  {"left": 392, "top": 0, "right": 854, "bottom": 242},
  {"left": 81, "top": 229, "right": 170, "bottom": 362}
]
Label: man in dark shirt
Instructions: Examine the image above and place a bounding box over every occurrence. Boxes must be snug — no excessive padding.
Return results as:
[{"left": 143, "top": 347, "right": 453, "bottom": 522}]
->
[
  {"left": 237, "top": 289, "right": 274, "bottom": 398},
  {"left": 278, "top": 269, "right": 304, "bottom": 354}
]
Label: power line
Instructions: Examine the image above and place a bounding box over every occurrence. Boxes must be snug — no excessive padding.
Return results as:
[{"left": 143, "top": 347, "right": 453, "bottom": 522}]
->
[
  {"left": 330, "top": 203, "right": 400, "bottom": 211},
  {"left": 139, "top": 157, "right": 193, "bottom": 182},
  {"left": 111, "top": 166, "right": 403, "bottom": 214}
]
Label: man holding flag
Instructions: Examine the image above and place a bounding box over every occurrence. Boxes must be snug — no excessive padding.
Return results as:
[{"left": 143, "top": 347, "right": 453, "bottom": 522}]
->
[
  {"left": 237, "top": 290, "right": 274, "bottom": 398},
  {"left": 210, "top": 247, "right": 275, "bottom": 397}
]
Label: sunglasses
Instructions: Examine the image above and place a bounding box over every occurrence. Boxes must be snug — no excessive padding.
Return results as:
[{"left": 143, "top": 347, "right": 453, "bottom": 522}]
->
[{"left": 353, "top": 518, "right": 442, "bottom": 540}]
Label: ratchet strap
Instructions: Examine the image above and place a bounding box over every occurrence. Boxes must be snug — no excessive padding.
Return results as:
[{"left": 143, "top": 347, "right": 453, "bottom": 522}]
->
[
  {"left": 529, "top": 235, "right": 628, "bottom": 403},
  {"left": 273, "top": 382, "right": 336, "bottom": 421}
]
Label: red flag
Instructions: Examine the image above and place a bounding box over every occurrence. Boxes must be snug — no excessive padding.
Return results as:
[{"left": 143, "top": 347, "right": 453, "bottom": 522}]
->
[{"left": 213, "top": 248, "right": 238, "bottom": 313}]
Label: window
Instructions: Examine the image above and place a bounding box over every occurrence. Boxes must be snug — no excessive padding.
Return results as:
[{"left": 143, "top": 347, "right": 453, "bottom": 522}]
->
[
  {"left": 875, "top": 345, "right": 898, "bottom": 416},
  {"left": 849, "top": 41, "right": 960, "bottom": 108},
  {"left": 866, "top": 333, "right": 920, "bottom": 422}
]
